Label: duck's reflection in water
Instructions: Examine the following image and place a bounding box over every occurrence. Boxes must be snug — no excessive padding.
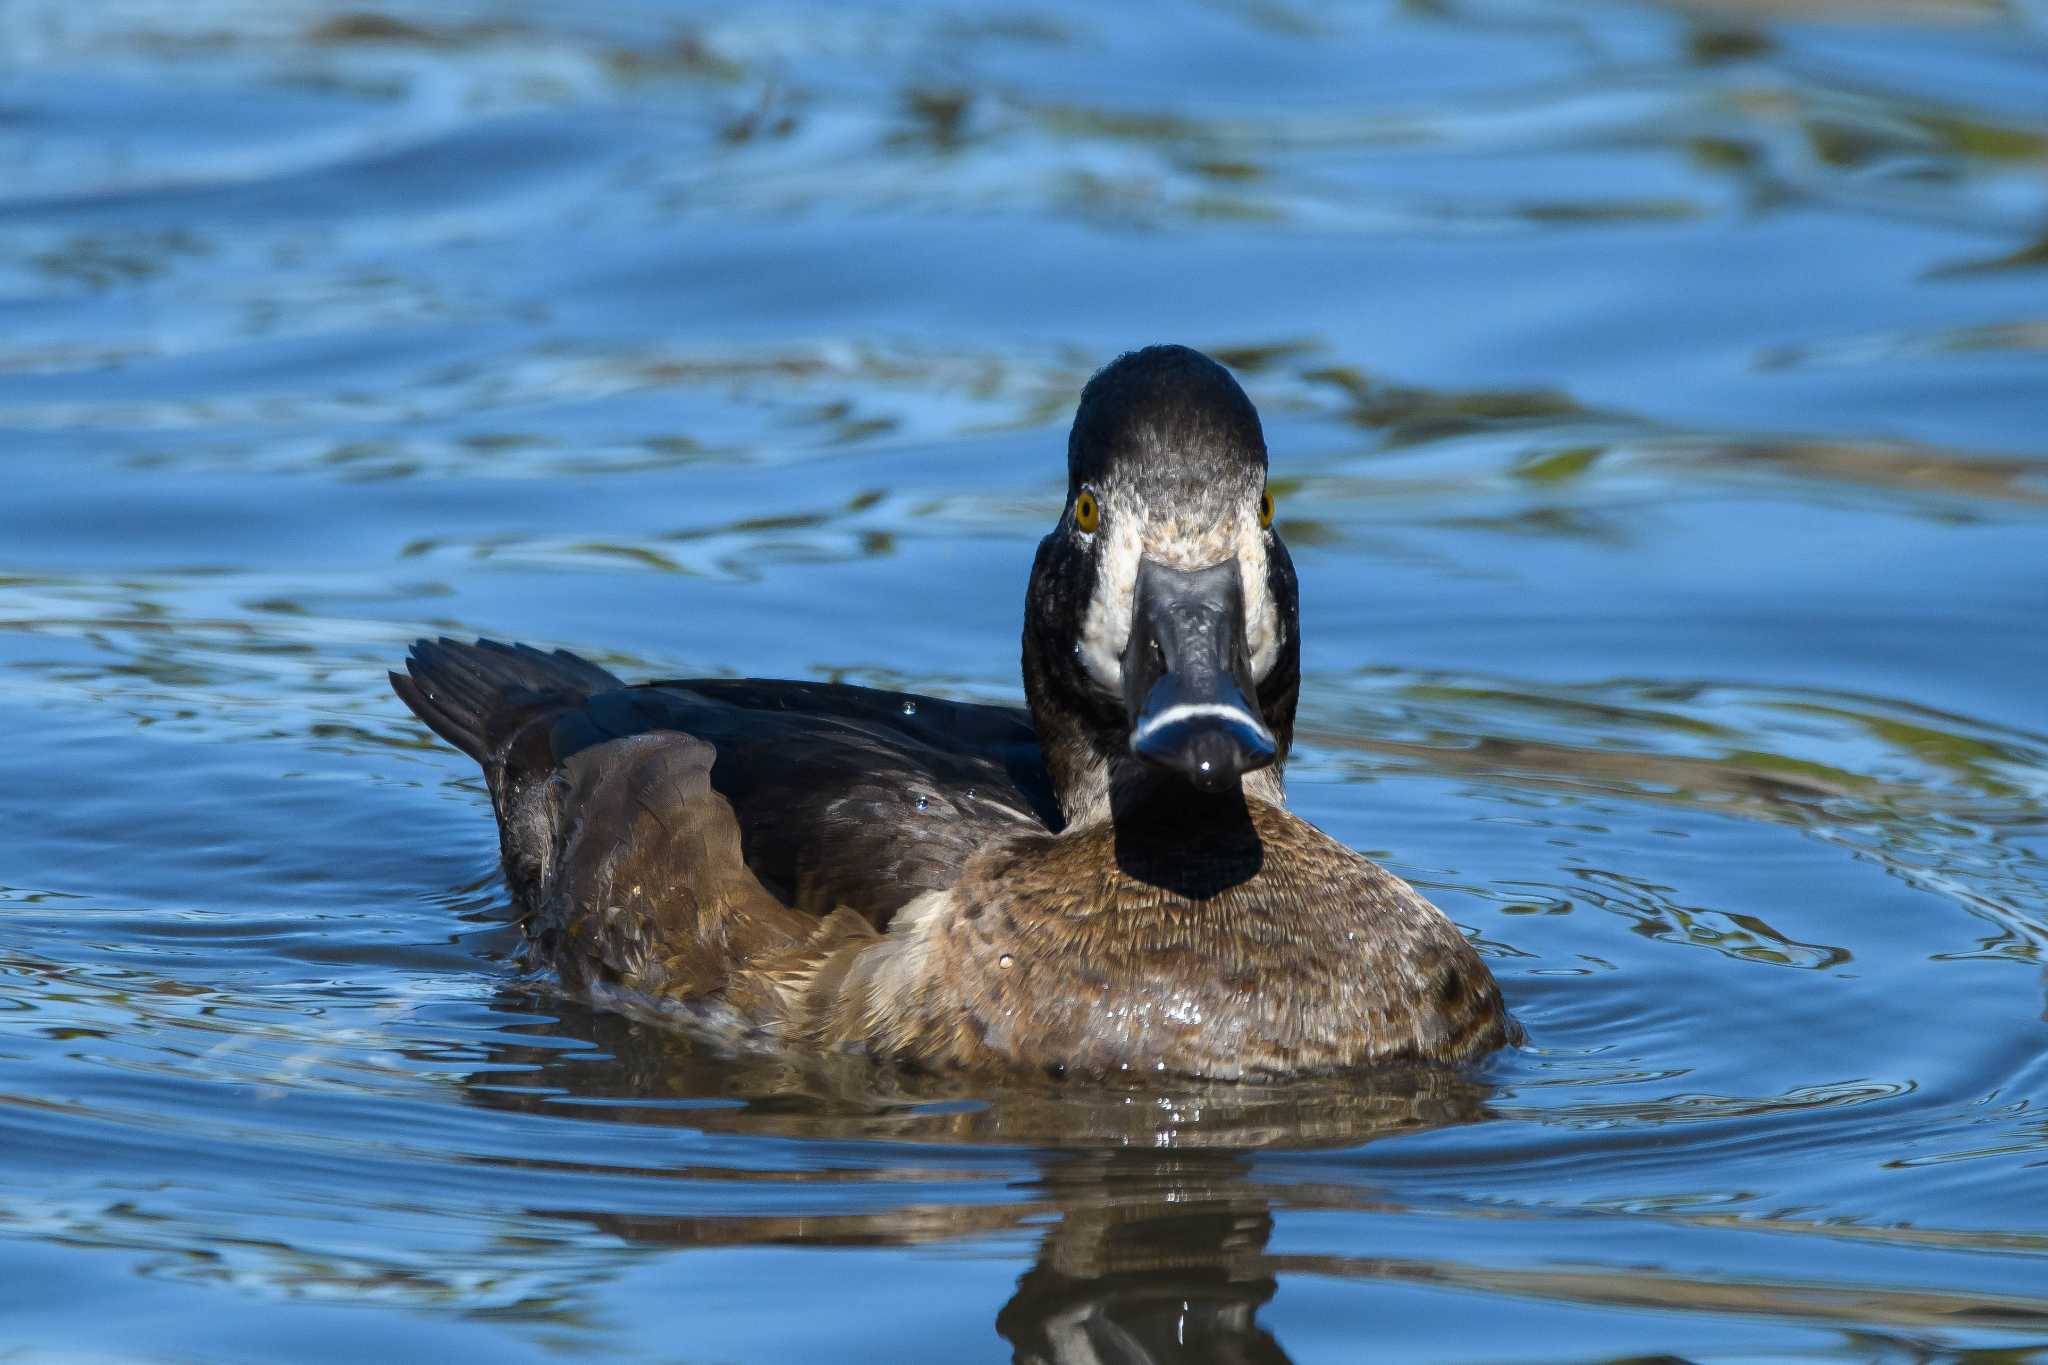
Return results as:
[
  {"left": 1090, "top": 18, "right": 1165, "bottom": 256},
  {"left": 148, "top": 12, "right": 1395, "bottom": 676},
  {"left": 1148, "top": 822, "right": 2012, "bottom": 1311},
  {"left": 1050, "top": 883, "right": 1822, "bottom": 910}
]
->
[
  {"left": 995, "top": 1153, "right": 1287, "bottom": 1365},
  {"left": 458, "top": 993, "right": 1497, "bottom": 1364}
]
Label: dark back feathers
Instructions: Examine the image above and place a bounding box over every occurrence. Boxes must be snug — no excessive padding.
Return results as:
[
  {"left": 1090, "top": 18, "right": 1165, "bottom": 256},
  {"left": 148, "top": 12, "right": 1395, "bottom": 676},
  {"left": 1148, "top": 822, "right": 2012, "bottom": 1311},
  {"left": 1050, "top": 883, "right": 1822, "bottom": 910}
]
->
[{"left": 393, "top": 640, "right": 1058, "bottom": 928}]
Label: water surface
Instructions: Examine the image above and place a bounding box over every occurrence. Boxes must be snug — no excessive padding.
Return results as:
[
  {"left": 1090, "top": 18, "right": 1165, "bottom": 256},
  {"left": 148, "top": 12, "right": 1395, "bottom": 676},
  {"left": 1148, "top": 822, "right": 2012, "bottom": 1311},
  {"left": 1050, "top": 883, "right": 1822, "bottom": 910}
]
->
[{"left": 4, "top": 1, "right": 2048, "bottom": 1359}]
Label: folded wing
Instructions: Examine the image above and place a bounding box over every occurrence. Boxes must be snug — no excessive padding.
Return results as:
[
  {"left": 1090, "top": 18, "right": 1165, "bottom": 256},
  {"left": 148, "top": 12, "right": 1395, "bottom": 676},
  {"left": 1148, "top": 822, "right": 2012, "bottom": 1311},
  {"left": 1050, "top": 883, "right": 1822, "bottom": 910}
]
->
[{"left": 391, "top": 639, "right": 1056, "bottom": 931}]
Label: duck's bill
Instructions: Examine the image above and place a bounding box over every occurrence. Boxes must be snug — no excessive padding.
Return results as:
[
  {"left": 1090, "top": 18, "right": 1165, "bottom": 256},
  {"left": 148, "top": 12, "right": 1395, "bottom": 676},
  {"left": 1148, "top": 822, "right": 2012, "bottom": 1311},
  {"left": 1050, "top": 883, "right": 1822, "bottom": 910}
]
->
[{"left": 1121, "top": 556, "right": 1278, "bottom": 793}]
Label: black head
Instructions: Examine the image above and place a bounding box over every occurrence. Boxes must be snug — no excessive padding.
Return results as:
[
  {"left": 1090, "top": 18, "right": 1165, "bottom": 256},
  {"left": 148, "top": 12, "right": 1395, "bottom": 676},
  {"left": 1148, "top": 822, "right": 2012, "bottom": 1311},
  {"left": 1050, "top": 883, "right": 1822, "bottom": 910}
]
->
[
  {"left": 1065, "top": 344, "right": 1269, "bottom": 505},
  {"left": 1023, "top": 345, "right": 1302, "bottom": 818}
]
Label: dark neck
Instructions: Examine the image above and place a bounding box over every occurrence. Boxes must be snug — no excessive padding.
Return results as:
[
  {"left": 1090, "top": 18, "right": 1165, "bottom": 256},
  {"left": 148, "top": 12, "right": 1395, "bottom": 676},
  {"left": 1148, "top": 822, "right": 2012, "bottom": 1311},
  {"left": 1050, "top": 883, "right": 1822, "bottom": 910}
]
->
[{"left": 1107, "top": 771, "right": 1271, "bottom": 899}]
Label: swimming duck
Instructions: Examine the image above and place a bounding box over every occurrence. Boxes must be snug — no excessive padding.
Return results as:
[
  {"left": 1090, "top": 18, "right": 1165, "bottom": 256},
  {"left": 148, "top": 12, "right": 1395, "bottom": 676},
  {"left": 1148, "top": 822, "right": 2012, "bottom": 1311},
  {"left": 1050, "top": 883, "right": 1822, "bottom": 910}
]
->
[{"left": 393, "top": 344, "right": 1511, "bottom": 1079}]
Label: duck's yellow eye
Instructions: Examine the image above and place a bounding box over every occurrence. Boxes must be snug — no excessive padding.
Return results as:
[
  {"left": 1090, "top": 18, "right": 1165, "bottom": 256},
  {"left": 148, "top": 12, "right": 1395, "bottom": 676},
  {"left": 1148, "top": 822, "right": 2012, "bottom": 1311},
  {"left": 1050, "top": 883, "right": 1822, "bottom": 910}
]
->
[
  {"left": 1258, "top": 489, "right": 1275, "bottom": 529},
  {"left": 1074, "top": 491, "right": 1100, "bottom": 534}
]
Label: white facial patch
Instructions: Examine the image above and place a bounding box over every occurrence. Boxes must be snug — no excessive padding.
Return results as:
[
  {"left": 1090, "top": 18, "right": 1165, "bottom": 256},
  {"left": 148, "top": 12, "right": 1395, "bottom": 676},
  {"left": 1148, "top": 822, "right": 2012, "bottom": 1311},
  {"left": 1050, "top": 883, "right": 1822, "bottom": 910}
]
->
[
  {"left": 1239, "top": 517, "right": 1280, "bottom": 681},
  {"left": 1076, "top": 501, "right": 1143, "bottom": 694}
]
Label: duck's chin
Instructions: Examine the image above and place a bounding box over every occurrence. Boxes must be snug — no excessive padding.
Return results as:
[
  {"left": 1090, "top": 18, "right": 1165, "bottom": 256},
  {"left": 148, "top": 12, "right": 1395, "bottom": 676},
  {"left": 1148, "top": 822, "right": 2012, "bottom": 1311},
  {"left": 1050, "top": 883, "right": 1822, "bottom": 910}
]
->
[{"left": 1106, "top": 749, "right": 1285, "bottom": 813}]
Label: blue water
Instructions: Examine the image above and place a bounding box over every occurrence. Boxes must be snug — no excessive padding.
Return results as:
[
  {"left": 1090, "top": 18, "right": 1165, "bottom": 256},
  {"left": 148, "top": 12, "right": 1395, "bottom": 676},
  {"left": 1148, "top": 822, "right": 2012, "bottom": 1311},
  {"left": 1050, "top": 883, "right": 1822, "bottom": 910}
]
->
[{"left": 4, "top": 1, "right": 2048, "bottom": 1359}]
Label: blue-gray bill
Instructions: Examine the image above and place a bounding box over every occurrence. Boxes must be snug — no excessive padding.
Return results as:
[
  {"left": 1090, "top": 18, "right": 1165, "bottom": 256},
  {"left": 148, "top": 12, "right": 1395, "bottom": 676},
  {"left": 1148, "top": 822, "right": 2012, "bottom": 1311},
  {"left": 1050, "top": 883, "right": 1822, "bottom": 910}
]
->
[{"left": 1121, "top": 557, "right": 1277, "bottom": 793}]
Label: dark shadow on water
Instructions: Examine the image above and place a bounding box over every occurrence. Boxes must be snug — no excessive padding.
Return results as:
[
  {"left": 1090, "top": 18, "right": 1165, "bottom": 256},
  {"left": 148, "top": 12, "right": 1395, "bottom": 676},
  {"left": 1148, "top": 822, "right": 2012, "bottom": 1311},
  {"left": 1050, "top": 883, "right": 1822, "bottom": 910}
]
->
[{"left": 453, "top": 992, "right": 1498, "bottom": 1363}]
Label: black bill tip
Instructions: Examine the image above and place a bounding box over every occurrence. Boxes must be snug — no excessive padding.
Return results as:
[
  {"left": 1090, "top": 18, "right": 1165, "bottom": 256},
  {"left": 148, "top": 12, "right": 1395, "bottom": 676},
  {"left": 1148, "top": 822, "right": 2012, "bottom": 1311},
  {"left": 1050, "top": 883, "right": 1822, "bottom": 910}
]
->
[{"left": 1130, "top": 698, "right": 1277, "bottom": 792}]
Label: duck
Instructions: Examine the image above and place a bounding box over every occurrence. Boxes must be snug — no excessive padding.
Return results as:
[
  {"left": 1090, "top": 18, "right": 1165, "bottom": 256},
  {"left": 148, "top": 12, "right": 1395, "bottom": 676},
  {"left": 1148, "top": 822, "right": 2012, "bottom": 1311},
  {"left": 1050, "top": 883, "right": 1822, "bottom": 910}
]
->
[{"left": 392, "top": 344, "right": 1512, "bottom": 1080}]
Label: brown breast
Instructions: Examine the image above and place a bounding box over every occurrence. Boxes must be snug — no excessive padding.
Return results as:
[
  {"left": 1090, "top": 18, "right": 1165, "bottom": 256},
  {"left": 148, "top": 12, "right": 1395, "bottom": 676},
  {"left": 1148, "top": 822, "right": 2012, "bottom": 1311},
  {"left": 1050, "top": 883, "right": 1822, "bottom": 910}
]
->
[{"left": 798, "top": 799, "right": 1512, "bottom": 1079}]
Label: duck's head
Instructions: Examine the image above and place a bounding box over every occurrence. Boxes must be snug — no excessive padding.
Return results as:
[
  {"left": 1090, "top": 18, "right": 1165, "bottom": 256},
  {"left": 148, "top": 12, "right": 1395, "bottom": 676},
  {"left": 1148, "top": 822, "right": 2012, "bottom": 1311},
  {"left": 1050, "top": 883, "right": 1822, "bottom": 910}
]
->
[{"left": 1024, "top": 345, "right": 1300, "bottom": 819}]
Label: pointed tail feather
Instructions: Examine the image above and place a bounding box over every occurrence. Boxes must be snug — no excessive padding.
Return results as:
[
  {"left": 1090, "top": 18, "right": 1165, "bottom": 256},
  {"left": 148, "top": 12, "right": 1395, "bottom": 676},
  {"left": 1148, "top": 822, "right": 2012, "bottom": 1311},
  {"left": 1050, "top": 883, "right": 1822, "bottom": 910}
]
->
[{"left": 391, "top": 637, "right": 624, "bottom": 764}]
